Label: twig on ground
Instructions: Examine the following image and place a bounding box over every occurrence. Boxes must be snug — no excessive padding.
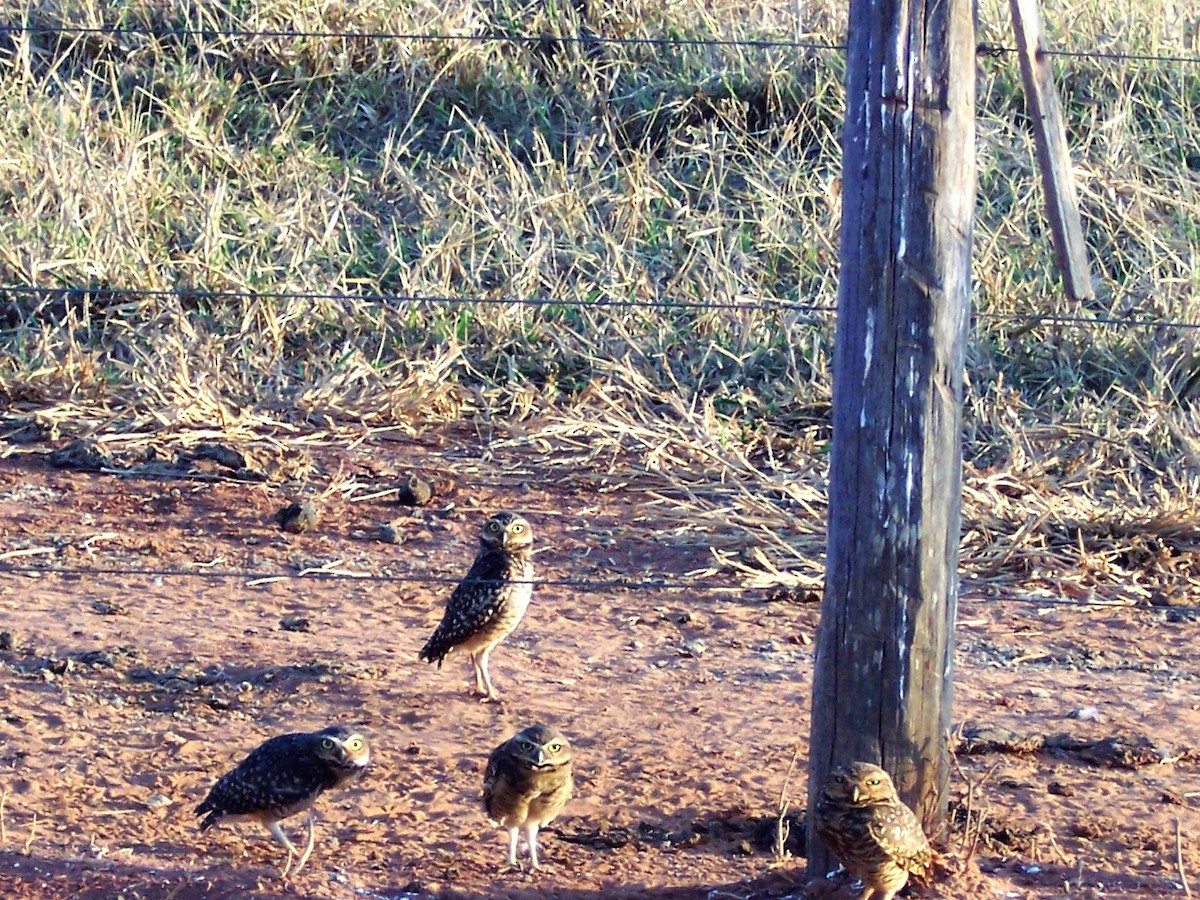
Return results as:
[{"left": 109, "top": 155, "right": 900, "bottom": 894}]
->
[
  {"left": 1177, "top": 818, "right": 1193, "bottom": 899},
  {"left": 1040, "top": 823, "right": 1071, "bottom": 866}
]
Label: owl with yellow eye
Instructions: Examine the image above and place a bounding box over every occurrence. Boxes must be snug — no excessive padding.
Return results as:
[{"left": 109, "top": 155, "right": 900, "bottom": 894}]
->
[
  {"left": 813, "top": 761, "right": 932, "bottom": 900},
  {"left": 483, "top": 723, "right": 574, "bottom": 870},
  {"left": 196, "top": 725, "right": 370, "bottom": 877},
  {"left": 419, "top": 511, "right": 535, "bottom": 701}
]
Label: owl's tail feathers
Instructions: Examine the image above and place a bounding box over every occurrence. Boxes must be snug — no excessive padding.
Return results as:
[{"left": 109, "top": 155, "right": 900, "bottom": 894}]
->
[
  {"left": 195, "top": 802, "right": 222, "bottom": 831},
  {"left": 418, "top": 632, "right": 450, "bottom": 667}
]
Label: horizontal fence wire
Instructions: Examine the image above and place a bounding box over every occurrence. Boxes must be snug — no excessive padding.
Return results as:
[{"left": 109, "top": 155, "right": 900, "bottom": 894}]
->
[
  {"left": 6, "top": 284, "right": 1200, "bottom": 332},
  {"left": 0, "top": 23, "right": 842, "bottom": 52},
  {"left": 2, "top": 22, "right": 1199, "bottom": 66},
  {"left": 0, "top": 562, "right": 1185, "bottom": 615},
  {"left": 0, "top": 285, "right": 835, "bottom": 315}
]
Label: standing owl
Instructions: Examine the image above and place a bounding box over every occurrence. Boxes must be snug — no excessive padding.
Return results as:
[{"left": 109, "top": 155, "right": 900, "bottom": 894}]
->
[
  {"left": 483, "top": 723, "right": 574, "bottom": 870},
  {"left": 195, "top": 725, "right": 370, "bottom": 877},
  {"left": 418, "top": 511, "right": 534, "bottom": 701},
  {"left": 813, "top": 761, "right": 933, "bottom": 900}
]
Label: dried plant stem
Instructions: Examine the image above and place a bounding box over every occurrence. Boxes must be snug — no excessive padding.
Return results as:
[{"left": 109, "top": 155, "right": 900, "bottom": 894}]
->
[
  {"left": 774, "top": 742, "right": 805, "bottom": 860},
  {"left": 1178, "top": 818, "right": 1193, "bottom": 900},
  {"left": 22, "top": 813, "right": 37, "bottom": 855}
]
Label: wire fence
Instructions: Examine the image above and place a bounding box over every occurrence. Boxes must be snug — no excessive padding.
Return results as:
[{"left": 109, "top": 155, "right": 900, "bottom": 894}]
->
[
  {"left": 0, "top": 561, "right": 1178, "bottom": 615},
  {"left": 2, "top": 10, "right": 1198, "bottom": 626},
  {"left": 2, "top": 18, "right": 1197, "bottom": 332},
  {"left": 7, "top": 285, "right": 1200, "bottom": 333},
  {"left": 2, "top": 22, "right": 1200, "bottom": 66}
]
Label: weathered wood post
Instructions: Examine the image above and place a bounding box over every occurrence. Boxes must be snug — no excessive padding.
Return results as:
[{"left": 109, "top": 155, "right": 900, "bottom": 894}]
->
[
  {"left": 1010, "top": 0, "right": 1095, "bottom": 301},
  {"left": 805, "top": 0, "right": 976, "bottom": 881}
]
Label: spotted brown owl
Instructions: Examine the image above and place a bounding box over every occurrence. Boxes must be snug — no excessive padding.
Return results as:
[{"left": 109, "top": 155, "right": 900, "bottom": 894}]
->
[
  {"left": 483, "top": 723, "right": 574, "bottom": 870},
  {"left": 813, "top": 761, "right": 932, "bottom": 900},
  {"left": 418, "top": 511, "right": 534, "bottom": 700},
  {"left": 195, "top": 726, "right": 370, "bottom": 877}
]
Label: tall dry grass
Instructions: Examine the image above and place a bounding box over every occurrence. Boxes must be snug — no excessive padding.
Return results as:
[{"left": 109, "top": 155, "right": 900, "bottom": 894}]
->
[{"left": 1, "top": 0, "right": 1199, "bottom": 598}]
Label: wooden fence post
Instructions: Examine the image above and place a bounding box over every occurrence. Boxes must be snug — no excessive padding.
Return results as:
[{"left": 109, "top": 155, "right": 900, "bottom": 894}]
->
[
  {"left": 1010, "top": 0, "right": 1096, "bottom": 301},
  {"left": 805, "top": 0, "right": 976, "bottom": 882}
]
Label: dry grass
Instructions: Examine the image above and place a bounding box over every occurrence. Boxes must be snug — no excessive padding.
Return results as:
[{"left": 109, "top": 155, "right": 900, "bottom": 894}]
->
[{"left": 1, "top": 0, "right": 1199, "bottom": 602}]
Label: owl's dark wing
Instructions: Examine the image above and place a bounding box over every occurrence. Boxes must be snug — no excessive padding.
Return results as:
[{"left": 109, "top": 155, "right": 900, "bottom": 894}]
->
[
  {"left": 195, "top": 733, "right": 334, "bottom": 828},
  {"left": 419, "top": 548, "right": 507, "bottom": 664}
]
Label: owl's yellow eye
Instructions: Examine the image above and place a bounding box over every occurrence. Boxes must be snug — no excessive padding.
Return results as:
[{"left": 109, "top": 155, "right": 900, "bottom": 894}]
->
[
  {"left": 511, "top": 523, "right": 525, "bottom": 532},
  {"left": 548, "top": 741, "right": 562, "bottom": 753},
  {"left": 347, "top": 737, "right": 364, "bottom": 752},
  {"left": 321, "top": 738, "right": 334, "bottom": 750},
  {"left": 867, "top": 777, "right": 880, "bottom": 786}
]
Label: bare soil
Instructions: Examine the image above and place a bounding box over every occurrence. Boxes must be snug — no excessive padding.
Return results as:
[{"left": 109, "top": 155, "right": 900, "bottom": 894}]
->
[{"left": 0, "top": 446, "right": 1198, "bottom": 900}]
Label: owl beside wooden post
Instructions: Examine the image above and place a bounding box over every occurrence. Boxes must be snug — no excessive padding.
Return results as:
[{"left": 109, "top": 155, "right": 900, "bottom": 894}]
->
[{"left": 813, "top": 761, "right": 933, "bottom": 900}]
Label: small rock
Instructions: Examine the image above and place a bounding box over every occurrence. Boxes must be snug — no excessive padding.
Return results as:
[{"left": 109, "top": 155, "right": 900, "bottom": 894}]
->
[
  {"left": 276, "top": 500, "right": 318, "bottom": 534},
  {"left": 1047, "top": 781, "right": 1074, "bottom": 797},
  {"left": 1068, "top": 706, "right": 1102, "bottom": 722},
  {"left": 48, "top": 439, "right": 110, "bottom": 471},
  {"left": 91, "top": 600, "right": 126, "bottom": 616},
  {"left": 378, "top": 521, "right": 403, "bottom": 544},
  {"left": 0, "top": 631, "right": 13, "bottom": 651},
  {"left": 680, "top": 639, "right": 707, "bottom": 658},
  {"left": 398, "top": 474, "right": 434, "bottom": 507},
  {"left": 144, "top": 794, "right": 171, "bottom": 810},
  {"left": 280, "top": 614, "right": 311, "bottom": 633}
]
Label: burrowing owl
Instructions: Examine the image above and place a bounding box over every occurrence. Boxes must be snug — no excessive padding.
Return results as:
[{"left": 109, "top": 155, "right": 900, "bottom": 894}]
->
[
  {"left": 418, "top": 511, "right": 534, "bottom": 700},
  {"left": 195, "top": 725, "right": 370, "bottom": 877},
  {"left": 483, "top": 723, "right": 574, "bottom": 870},
  {"left": 813, "top": 761, "right": 933, "bottom": 900}
]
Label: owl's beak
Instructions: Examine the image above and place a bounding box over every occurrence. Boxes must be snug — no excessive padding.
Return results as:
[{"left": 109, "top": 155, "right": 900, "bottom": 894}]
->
[{"left": 850, "top": 785, "right": 861, "bottom": 803}]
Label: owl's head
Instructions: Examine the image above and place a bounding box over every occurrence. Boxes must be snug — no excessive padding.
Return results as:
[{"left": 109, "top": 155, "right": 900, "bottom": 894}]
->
[
  {"left": 509, "top": 723, "right": 571, "bottom": 770},
  {"left": 479, "top": 511, "right": 533, "bottom": 551},
  {"left": 823, "top": 761, "right": 896, "bottom": 805},
  {"left": 311, "top": 726, "right": 371, "bottom": 775}
]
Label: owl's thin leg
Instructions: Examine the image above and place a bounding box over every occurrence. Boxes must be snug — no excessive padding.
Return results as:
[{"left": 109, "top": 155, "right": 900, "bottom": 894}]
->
[
  {"left": 265, "top": 820, "right": 301, "bottom": 878},
  {"left": 291, "top": 812, "right": 317, "bottom": 876},
  {"left": 505, "top": 827, "right": 520, "bottom": 867},
  {"left": 525, "top": 824, "right": 541, "bottom": 869},
  {"left": 469, "top": 651, "right": 487, "bottom": 696},
  {"left": 477, "top": 646, "right": 498, "bottom": 700}
]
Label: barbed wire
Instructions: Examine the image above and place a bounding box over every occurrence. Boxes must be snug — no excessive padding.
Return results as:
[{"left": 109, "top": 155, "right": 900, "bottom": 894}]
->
[
  {"left": 0, "top": 22, "right": 843, "bottom": 53},
  {"left": 974, "top": 311, "right": 1200, "bottom": 331},
  {"left": 1046, "top": 47, "right": 1200, "bottom": 65},
  {"left": 0, "top": 560, "right": 726, "bottom": 592},
  {"left": 0, "top": 561, "right": 1187, "bottom": 617},
  {"left": 2, "top": 22, "right": 1199, "bottom": 67},
  {"left": 8, "top": 284, "right": 1200, "bottom": 333},
  {"left": 0, "top": 284, "right": 834, "bottom": 316}
]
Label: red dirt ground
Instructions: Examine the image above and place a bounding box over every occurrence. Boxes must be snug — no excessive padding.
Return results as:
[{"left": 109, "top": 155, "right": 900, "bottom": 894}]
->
[{"left": 0, "top": 446, "right": 1198, "bottom": 900}]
